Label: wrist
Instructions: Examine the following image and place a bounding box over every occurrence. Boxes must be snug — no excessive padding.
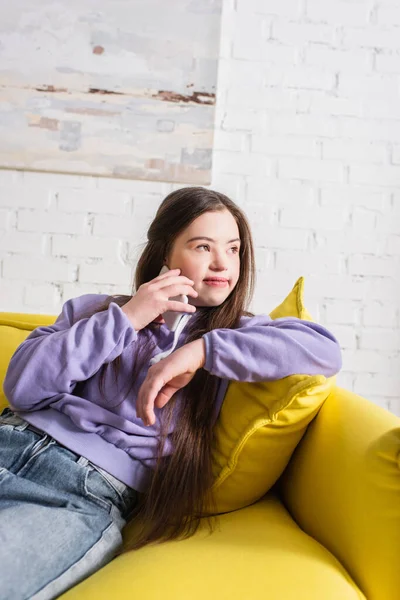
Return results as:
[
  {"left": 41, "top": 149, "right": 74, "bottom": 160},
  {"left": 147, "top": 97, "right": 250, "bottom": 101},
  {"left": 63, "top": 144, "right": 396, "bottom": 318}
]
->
[
  {"left": 195, "top": 338, "right": 206, "bottom": 369},
  {"left": 121, "top": 305, "right": 141, "bottom": 332}
]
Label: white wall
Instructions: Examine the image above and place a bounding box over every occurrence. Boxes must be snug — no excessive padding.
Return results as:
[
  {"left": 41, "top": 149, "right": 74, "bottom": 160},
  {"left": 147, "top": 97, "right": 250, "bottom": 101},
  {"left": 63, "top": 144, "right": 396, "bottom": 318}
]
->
[{"left": 0, "top": 0, "right": 399, "bottom": 415}]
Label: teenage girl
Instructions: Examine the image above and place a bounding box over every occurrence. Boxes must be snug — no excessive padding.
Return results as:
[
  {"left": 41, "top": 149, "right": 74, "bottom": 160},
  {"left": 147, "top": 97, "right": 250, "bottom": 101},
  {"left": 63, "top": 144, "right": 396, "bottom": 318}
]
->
[{"left": 0, "top": 187, "right": 342, "bottom": 599}]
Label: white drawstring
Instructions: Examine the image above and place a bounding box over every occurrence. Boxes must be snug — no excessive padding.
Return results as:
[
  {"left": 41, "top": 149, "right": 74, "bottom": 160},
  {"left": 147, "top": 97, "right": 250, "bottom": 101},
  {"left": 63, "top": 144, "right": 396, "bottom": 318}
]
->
[{"left": 149, "top": 313, "right": 194, "bottom": 366}]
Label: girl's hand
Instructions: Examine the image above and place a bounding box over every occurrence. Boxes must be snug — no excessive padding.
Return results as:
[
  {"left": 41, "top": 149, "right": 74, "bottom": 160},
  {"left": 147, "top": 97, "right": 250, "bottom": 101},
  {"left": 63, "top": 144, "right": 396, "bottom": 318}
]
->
[
  {"left": 136, "top": 339, "right": 206, "bottom": 427},
  {"left": 121, "top": 268, "right": 198, "bottom": 331}
]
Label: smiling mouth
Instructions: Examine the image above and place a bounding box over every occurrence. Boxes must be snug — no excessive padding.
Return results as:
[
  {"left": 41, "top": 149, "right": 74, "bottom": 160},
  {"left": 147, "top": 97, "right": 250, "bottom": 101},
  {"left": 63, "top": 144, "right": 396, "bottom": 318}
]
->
[
  {"left": 203, "top": 278, "right": 229, "bottom": 282},
  {"left": 203, "top": 279, "right": 229, "bottom": 287}
]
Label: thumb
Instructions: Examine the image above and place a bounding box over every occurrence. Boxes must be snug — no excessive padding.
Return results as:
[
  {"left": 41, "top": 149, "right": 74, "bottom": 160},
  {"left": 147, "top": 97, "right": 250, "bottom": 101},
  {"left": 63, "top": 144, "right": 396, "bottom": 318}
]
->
[{"left": 154, "top": 385, "right": 176, "bottom": 409}]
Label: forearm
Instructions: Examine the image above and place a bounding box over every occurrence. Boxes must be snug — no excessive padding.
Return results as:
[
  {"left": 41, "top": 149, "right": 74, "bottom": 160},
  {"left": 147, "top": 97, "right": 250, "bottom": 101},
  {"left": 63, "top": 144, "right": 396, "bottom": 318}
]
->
[
  {"left": 202, "top": 316, "right": 342, "bottom": 382},
  {"left": 4, "top": 301, "right": 137, "bottom": 410}
]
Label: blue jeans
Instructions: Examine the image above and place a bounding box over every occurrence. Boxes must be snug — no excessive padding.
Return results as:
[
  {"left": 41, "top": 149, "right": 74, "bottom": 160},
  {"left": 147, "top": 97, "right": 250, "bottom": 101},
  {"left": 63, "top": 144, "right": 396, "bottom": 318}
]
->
[{"left": 0, "top": 407, "right": 140, "bottom": 600}]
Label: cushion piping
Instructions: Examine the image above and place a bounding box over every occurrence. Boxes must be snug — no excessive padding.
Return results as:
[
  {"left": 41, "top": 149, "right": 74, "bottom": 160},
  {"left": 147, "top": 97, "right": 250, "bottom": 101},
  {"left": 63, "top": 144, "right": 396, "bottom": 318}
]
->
[{"left": 212, "top": 374, "right": 335, "bottom": 490}]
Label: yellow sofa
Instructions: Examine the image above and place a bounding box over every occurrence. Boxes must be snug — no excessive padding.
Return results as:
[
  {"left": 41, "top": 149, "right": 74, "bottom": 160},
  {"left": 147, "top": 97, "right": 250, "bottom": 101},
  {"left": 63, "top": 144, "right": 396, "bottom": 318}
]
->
[{"left": 1, "top": 308, "right": 399, "bottom": 600}]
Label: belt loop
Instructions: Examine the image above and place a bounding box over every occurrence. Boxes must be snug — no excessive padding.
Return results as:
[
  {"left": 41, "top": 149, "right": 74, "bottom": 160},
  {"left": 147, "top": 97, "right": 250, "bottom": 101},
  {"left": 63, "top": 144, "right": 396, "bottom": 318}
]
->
[
  {"left": 15, "top": 422, "right": 30, "bottom": 432},
  {"left": 77, "top": 456, "right": 89, "bottom": 467}
]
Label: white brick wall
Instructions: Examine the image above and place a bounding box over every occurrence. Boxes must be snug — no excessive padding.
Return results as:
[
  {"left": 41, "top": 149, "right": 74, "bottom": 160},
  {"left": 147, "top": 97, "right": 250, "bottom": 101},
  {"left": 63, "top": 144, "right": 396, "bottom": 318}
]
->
[{"left": 0, "top": 0, "right": 399, "bottom": 416}]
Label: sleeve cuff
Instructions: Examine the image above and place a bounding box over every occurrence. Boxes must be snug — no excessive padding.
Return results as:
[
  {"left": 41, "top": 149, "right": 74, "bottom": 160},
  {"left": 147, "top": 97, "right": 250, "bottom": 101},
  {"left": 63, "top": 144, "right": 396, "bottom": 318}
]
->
[
  {"left": 109, "top": 302, "right": 138, "bottom": 339},
  {"left": 202, "top": 333, "right": 214, "bottom": 372}
]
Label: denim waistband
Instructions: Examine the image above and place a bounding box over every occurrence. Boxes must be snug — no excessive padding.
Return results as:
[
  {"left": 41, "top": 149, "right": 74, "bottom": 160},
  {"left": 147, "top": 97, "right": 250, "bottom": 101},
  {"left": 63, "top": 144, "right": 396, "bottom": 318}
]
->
[{"left": 1, "top": 408, "right": 130, "bottom": 494}]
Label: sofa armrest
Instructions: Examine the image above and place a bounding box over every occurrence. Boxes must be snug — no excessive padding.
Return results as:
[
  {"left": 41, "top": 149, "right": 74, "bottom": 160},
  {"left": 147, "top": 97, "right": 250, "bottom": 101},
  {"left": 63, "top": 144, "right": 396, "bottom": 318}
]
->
[{"left": 279, "top": 386, "right": 400, "bottom": 600}]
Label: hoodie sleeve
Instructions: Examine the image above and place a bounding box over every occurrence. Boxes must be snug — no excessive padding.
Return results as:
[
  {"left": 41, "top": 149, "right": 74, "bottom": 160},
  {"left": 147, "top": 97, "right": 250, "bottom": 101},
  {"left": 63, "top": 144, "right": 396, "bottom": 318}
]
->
[
  {"left": 3, "top": 294, "right": 137, "bottom": 411},
  {"left": 201, "top": 314, "right": 342, "bottom": 382}
]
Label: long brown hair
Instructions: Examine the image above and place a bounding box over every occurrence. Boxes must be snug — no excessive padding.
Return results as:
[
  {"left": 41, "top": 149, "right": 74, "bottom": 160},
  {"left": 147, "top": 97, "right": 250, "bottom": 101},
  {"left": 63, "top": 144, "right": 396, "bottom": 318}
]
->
[{"left": 86, "top": 187, "right": 256, "bottom": 552}]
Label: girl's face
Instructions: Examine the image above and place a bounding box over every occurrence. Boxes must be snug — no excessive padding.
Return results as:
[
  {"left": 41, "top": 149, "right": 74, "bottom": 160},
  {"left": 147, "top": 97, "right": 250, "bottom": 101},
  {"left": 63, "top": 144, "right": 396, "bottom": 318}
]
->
[{"left": 164, "top": 209, "right": 241, "bottom": 307}]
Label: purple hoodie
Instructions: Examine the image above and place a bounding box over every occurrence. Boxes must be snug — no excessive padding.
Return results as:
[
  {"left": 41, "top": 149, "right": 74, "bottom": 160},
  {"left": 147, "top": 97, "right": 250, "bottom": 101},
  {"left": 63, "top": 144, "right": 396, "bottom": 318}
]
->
[{"left": 3, "top": 294, "right": 342, "bottom": 493}]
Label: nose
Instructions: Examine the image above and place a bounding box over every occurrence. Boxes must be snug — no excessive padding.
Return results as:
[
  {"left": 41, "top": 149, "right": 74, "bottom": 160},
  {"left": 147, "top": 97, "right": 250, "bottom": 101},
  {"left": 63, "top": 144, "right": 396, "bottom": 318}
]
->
[{"left": 209, "top": 249, "right": 229, "bottom": 272}]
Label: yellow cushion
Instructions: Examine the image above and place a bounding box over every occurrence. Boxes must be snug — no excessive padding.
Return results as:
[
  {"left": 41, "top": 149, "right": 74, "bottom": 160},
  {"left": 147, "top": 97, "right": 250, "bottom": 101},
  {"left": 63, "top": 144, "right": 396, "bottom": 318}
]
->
[
  {"left": 60, "top": 493, "right": 364, "bottom": 600},
  {"left": 269, "top": 275, "right": 314, "bottom": 322},
  {"left": 208, "top": 276, "right": 335, "bottom": 512}
]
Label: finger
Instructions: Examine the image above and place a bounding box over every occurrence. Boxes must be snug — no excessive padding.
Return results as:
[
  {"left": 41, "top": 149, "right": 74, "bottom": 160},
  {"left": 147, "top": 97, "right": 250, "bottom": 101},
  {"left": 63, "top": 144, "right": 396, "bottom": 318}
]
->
[
  {"left": 137, "top": 395, "right": 154, "bottom": 426},
  {"left": 157, "top": 276, "right": 195, "bottom": 290},
  {"left": 154, "top": 385, "right": 177, "bottom": 409},
  {"left": 136, "top": 391, "right": 143, "bottom": 420},
  {"left": 153, "top": 314, "right": 165, "bottom": 323},
  {"left": 137, "top": 395, "right": 154, "bottom": 425},
  {"left": 156, "top": 268, "right": 181, "bottom": 281},
  {"left": 167, "top": 300, "right": 197, "bottom": 313},
  {"left": 140, "top": 376, "right": 165, "bottom": 425},
  {"left": 138, "top": 363, "right": 179, "bottom": 424},
  {"left": 136, "top": 381, "right": 148, "bottom": 421},
  {"left": 164, "top": 284, "right": 198, "bottom": 298}
]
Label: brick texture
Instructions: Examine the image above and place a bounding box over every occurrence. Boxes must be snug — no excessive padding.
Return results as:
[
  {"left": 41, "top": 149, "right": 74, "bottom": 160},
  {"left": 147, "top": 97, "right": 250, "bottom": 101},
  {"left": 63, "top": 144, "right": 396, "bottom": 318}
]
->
[{"left": 0, "top": 0, "right": 399, "bottom": 415}]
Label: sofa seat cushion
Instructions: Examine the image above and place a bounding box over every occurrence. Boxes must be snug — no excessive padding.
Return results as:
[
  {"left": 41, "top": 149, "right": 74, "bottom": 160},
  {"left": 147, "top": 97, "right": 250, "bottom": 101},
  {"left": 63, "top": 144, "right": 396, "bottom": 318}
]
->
[{"left": 59, "top": 492, "right": 365, "bottom": 600}]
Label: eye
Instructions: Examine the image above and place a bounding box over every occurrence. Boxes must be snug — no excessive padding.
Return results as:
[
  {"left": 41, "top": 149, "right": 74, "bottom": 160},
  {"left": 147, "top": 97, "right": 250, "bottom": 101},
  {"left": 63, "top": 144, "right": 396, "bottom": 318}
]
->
[
  {"left": 230, "top": 246, "right": 239, "bottom": 253},
  {"left": 196, "top": 244, "right": 210, "bottom": 251}
]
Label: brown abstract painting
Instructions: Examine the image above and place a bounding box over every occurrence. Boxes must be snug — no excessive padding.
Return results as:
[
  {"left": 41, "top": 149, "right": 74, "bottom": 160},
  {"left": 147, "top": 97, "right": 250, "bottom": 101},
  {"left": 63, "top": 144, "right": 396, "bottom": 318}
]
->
[{"left": 0, "top": 0, "right": 222, "bottom": 183}]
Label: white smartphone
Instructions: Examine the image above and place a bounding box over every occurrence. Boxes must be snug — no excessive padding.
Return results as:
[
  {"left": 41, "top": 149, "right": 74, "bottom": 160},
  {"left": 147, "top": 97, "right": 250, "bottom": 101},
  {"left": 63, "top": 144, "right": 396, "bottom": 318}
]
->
[{"left": 158, "top": 265, "right": 189, "bottom": 331}]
